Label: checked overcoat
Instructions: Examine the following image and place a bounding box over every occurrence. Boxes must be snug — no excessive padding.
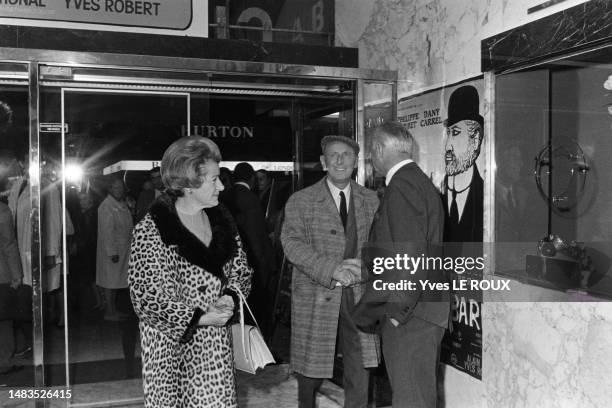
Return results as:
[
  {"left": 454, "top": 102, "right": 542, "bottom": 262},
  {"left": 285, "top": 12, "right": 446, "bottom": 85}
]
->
[{"left": 281, "top": 178, "right": 381, "bottom": 378}]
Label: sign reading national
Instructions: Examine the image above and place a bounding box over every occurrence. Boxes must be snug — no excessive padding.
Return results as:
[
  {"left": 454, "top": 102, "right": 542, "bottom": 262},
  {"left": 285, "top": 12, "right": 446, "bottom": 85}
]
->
[{"left": 0, "top": 0, "right": 192, "bottom": 30}]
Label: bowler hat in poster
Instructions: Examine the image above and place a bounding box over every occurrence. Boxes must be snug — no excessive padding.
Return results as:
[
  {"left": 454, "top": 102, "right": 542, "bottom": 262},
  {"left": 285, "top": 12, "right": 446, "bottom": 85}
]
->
[{"left": 444, "top": 85, "right": 483, "bottom": 128}]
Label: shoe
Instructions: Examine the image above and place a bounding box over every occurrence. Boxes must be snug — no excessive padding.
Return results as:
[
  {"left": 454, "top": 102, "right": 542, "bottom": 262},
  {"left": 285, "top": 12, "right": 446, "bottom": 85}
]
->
[
  {"left": 13, "top": 346, "right": 32, "bottom": 358},
  {"left": 0, "top": 365, "right": 23, "bottom": 375}
]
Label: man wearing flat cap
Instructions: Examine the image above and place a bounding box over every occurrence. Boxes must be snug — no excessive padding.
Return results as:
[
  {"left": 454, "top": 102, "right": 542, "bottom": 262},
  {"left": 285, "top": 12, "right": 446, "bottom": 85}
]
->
[
  {"left": 281, "top": 135, "right": 380, "bottom": 408},
  {"left": 442, "top": 85, "right": 484, "bottom": 242}
]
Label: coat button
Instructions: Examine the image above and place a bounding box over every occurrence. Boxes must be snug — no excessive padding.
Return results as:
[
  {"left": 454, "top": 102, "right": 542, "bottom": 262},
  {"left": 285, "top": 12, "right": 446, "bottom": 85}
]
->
[
  {"left": 325, "top": 297, "right": 332, "bottom": 301},
  {"left": 330, "top": 229, "right": 337, "bottom": 235}
]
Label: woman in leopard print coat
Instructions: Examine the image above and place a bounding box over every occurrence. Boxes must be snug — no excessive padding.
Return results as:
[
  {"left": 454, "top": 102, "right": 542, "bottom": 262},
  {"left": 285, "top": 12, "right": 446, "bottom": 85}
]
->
[{"left": 128, "top": 137, "right": 252, "bottom": 407}]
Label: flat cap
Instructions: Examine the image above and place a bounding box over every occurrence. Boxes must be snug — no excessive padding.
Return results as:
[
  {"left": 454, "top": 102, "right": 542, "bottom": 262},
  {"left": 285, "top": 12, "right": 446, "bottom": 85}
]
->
[{"left": 320, "top": 135, "right": 360, "bottom": 155}]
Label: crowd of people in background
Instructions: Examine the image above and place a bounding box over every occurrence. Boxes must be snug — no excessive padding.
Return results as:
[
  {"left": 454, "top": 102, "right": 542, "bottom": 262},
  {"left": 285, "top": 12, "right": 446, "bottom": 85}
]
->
[
  {"left": 1, "top": 153, "right": 74, "bottom": 375},
  {"left": 1, "top": 122, "right": 452, "bottom": 407},
  {"left": 0, "top": 152, "right": 289, "bottom": 378}
]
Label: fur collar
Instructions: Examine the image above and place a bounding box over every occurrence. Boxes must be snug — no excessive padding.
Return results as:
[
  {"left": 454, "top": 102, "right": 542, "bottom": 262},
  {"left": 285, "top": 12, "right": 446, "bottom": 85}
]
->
[{"left": 149, "top": 194, "right": 237, "bottom": 283}]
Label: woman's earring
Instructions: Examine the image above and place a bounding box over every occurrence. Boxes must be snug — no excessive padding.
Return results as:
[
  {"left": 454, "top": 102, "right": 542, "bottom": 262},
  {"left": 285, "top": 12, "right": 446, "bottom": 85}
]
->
[{"left": 186, "top": 188, "right": 192, "bottom": 194}]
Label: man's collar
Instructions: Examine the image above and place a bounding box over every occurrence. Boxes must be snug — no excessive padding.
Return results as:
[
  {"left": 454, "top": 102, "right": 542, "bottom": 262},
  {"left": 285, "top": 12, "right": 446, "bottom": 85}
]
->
[
  {"left": 385, "top": 159, "right": 414, "bottom": 186},
  {"left": 107, "top": 194, "right": 125, "bottom": 207},
  {"left": 325, "top": 177, "right": 351, "bottom": 197},
  {"left": 235, "top": 181, "right": 250, "bottom": 190}
]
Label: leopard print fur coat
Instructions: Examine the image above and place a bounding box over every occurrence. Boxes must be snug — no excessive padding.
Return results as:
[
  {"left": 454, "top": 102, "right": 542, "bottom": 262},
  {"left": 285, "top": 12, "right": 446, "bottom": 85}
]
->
[{"left": 128, "top": 195, "right": 252, "bottom": 407}]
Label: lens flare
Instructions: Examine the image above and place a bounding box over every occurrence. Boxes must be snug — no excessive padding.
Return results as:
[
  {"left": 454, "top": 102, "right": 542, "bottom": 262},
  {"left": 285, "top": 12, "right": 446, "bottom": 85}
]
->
[{"left": 64, "top": 163, "right": 83, "bottom": 184}]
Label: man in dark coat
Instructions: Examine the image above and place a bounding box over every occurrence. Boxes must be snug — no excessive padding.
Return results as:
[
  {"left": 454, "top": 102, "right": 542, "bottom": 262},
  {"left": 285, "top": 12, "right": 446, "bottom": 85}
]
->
[
  {"left": 224, "top": 162, "right": 275, "bottom": 337},
  {"left": 0, "top": 200, "right": 23, "bottom": 374},
  {"left": 136, "top": 166, "right": 164, "bottom": 222},
  {"left": 353, "top": 122, "right": 449, "bottom": 408}
]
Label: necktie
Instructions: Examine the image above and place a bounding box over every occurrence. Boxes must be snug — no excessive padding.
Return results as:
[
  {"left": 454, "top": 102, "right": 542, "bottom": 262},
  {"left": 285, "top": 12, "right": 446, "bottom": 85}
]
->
[
  {"left": 339, "top": 191, "right": 348, "bottom": 230},
  {"left": 449, "top": 189, "right": 459, "bottom": 226}
]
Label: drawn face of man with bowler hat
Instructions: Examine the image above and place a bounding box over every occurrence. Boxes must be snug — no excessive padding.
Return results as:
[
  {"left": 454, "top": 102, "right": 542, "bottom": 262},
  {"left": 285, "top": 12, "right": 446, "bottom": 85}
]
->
[{"left": 444, "top": 85, "right": 484, "bottom": 176}]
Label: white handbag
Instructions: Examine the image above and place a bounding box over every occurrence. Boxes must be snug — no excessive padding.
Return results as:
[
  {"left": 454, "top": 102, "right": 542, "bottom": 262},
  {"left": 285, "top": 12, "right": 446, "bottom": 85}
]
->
[{"left": 231, "top": 288, "right": 275, "bottom": 374}]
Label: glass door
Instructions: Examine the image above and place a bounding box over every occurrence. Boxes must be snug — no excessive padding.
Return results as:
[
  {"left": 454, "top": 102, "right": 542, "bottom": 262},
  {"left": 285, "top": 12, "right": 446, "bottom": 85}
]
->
[
  {"left": 0, "top": 62, "right": 36, "bottom": 404},
  {"left": 0, "top": 53, "right": 396, "bottom": 407},
  {"left": 29, "top": 68, "right": 394, "bottom": 406},
  {"left": 38, "top": 87, "right": 189, "bottom": 406}
]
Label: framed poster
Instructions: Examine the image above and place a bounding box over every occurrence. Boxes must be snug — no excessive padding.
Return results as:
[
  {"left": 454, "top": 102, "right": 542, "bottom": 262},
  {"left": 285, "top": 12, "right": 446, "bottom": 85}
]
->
[{"left": 398, "top": 77, "right": 484, "bottom": 379}]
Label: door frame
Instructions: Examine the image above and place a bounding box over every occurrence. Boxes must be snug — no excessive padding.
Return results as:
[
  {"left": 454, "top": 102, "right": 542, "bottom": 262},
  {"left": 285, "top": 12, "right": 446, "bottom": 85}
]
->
[
  {"left": 0, "top": 49, "right": 396, "bottom": 406},
  {"left": 58, "top": 87, "right": 191, "bottom": 400}
]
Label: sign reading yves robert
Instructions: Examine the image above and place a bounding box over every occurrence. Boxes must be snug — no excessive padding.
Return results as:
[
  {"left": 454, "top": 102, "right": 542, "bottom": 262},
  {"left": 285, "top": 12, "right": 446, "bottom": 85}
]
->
[{"left": 0, "top": 0, "right": 192, "bottom": 30}]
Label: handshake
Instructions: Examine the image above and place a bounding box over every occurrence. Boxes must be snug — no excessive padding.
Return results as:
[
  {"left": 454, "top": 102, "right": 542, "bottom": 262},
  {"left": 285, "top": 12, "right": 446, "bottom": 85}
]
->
[{"left": 332, "top": 258, "right": 364, "bottom": 288}]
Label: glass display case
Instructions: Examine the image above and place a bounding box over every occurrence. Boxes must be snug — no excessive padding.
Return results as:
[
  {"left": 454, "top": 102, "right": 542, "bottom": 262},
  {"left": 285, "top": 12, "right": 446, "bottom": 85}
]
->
[{"left": 493, "top": 45, "right": 612, "bottom": 298}]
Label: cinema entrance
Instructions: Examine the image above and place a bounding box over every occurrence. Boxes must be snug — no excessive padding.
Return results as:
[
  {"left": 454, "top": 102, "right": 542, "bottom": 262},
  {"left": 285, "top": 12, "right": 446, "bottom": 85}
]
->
[{"left": 0, "top": 52, "right": 396, "bottom": 406}]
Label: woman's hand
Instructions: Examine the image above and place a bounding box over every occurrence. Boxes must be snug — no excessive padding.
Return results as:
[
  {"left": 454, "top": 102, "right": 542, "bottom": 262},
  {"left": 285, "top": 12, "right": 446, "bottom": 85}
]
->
[
  {"left": 198, "top": 295, "right": 235, "bottom": 327},
  {"left": 214, "top": 294, "right": 235, "bottom": 311}
]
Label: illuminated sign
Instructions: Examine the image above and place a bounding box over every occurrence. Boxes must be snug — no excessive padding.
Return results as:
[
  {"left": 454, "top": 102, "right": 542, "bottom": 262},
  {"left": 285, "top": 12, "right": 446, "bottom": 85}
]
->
[
  {"left": 102, "top": 160, "right": 296, "bottom": 175},
  {"left": 102, "top": 160, "right": 160, "bottom": 175},
  {"left": 0, "top": 0, "right": 204, "bottom": 36},
  {"left": 181, "top": 125, "right": 255, "bottom": 138},
  {"left": 40, "top": 122, "right": 69, "bottom": 133}
]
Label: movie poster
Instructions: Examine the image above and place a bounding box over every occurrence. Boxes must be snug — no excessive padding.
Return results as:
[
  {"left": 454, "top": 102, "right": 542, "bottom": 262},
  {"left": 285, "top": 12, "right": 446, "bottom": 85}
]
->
[{"left": 397, "top": 77, "right": 484, "bottom": 379}]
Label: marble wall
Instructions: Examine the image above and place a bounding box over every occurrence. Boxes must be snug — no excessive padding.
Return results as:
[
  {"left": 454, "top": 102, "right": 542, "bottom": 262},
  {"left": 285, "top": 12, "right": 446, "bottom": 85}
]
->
[
  {"left": 486, "top": 301, "right": 612, "bottom": 408},
  {"left": 336, "top": 0, "right": 590, "bottom": 98},
  {"left": 482, "top": 0, "right": 612, "bottom": 71},
  {"left": 335, "top": 0, "right": 612, "bottom": 407},
  {"left": 480, "top": 0, "right": 590, "bottom": 38},
  {"left": 336, "top": 0, "right": 484, "bottom": 97}
]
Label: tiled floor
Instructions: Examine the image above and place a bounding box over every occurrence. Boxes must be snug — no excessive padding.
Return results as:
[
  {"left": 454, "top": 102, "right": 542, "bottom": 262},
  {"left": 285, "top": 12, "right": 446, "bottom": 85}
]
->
[
  {"left": 0, "top": 299, "right": 343, "bottom": 407},
  {"left": 235, "top": 364, "right": 343, "bottom": 408},
  {"left": 0, "top": 364, "right": 344, "bottom": 407},
  {"left": 1, "top": 290, "right": 348, "bottom": 407}
]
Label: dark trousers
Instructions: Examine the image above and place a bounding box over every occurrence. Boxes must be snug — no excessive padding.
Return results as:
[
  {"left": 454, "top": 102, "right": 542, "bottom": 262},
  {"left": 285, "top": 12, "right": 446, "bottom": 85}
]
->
[
  {"left": 248, "top": 277, "right": 273, "bottom": 340},
  {"left": 119, "top": 318, "right": 139, "bottom": 377},
  {"left": 298, "top": 289, "right": 370, "bottom": 408},
  {"left": 297, "top": 374, "right": 324, "bottom": 408},
  {"left": 382, "top": 317, "right": 444, "bottom": 408},
  {"left": 13, "top": 320, "right": 32, "bottom": 351},
  {"left": 0, "top": 320, "right": 14, "bottom": 370},
  {"left": 339, "top": 288, "right": 370, "bottom": 408},
  {"left": 116, "top": 289, "right": 139, "bottom": 378},
  {"left": 13, "top": 284, "right": 33, "bottom": 351}
]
